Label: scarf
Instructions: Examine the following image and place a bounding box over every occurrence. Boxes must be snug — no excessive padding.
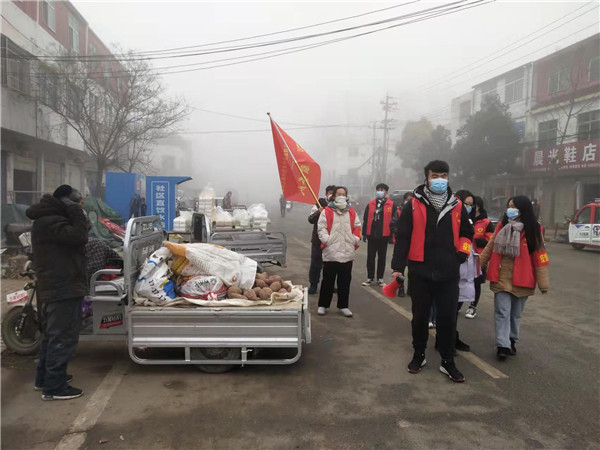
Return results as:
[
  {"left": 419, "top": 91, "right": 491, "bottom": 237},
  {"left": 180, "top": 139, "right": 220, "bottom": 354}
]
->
[
  {"left": 328, "top": 200, "right": 349, "bottom": 212},
  {"left": 373, "top": 198, "right": 385, "bottom": 222},
  {"left": 424, "top": 187, "right": 447, "bottom": 212},
  {"left": 493, "top": 220, "right": 524, "bottom": 257}
]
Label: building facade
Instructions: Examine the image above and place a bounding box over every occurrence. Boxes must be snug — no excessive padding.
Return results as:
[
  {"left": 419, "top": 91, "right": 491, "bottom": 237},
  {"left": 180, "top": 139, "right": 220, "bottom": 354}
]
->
[
  {"left": 449, "top": 34, "right": 600, "bottom": 225},
  {"left": 1, "top": 0, "right": 118, "bottom": 205}
]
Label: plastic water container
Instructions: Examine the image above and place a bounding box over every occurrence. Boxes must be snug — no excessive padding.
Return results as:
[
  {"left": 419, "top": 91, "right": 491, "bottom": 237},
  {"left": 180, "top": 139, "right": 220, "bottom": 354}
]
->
[{"left": 173, "top": 216, "right": 187, "bottom": 232}]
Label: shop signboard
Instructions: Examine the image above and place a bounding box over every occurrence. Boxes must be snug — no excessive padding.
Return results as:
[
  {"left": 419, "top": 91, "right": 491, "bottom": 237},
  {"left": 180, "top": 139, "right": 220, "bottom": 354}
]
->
[{"left": 526, "top": 139, "right": 600, "bottom": 173}]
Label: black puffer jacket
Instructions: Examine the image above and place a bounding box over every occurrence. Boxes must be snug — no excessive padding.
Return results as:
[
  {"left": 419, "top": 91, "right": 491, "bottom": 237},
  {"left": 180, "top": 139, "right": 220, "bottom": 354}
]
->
[
  {"left": 391, "top": 184, "right": 474, "bottom": 282},
  {"left": 26, "top": 194, "right": 89, "bottom": 303}
]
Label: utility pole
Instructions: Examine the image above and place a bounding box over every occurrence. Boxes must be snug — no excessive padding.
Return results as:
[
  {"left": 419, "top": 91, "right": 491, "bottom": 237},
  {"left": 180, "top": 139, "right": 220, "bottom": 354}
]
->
[{"left": 373, "top": 95, "right": 396, "bottom": 184}]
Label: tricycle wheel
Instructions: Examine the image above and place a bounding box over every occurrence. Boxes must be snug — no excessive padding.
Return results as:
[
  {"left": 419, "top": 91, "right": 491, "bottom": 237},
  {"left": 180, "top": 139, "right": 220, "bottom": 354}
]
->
[
  {"left": 191, "top": 347, "right": 241, "bottom": 373},
  {"left": 1, "top": 306, "right": 43, "bottom": 355},
  {"left": 571, "top": 243, "right": 585, "bottom": 250}
]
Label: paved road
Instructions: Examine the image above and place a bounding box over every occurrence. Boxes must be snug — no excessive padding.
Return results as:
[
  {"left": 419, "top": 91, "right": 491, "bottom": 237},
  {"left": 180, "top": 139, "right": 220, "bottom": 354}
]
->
[{"left": 2, "top": 208, "right": 599, "bottom": 449}]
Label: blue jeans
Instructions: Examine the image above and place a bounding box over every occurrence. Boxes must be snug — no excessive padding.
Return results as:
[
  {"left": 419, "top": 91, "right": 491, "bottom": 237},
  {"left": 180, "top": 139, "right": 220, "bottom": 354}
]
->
[
  {"left": 35, "top": 298, "right": 82, "bottom": 394},
  {"left": 494, "top": 291, "right": 527, "bottom": 348}
]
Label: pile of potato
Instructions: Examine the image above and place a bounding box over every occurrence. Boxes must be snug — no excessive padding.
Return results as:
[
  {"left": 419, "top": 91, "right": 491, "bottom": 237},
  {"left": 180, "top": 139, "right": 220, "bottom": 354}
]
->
[{"left": 227, "top": 273, "right": 292, "bottom": 301}]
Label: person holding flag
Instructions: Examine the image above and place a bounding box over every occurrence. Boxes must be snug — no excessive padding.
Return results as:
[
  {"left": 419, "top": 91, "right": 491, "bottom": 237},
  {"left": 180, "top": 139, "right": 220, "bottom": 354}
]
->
[{"left": 317, "top": 186, "right": 362, "bottom": 317}]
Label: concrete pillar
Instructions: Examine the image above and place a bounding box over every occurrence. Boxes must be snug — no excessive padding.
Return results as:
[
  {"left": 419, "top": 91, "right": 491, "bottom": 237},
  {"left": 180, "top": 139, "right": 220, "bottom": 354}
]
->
[{"left": 5, "top": 152, "right": 14, "bottom": 204}]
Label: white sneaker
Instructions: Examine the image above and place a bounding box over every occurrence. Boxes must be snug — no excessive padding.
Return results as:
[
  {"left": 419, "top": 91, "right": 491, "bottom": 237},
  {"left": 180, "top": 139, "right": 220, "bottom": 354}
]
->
[
  {"left": 361, "top": 279, "right": 373, "bottom": 286},
  {"left": 377, "top": 279, "right": 385, "bottom": 287},
  {"left": 465, "top": 306, "right": 477, "bottom": 319},
  {"left": 428, "top": 321, "right": 435, "bottom": 329},
  {"left": 340, "top": 308, "right": 353, "bottom": 317},
  {"left": 317, "top": 307, "right": 327, "bottom": 316}
]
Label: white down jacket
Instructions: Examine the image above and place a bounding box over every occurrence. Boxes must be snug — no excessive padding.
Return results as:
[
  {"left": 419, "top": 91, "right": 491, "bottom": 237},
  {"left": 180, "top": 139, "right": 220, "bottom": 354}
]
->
[
  {"left": 317, "top": 207, "right": 361, "bottom": 263},
  {"left": 458, "top": 247, "right": 480, "bottom": 302}
]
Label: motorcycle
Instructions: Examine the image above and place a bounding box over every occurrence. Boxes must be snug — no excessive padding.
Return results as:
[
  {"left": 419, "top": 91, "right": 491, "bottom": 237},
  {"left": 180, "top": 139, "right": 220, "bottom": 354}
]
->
[{"left": 2, "top": 256, "right": 43, "bottom": 355}]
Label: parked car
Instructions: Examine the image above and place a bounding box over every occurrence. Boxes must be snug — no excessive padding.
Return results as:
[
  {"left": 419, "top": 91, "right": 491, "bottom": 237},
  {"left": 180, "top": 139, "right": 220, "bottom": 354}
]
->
[
  {"left": 568, "top": 199, "right": 600, "bottom": 250},
  {"left": 389, "top": 189, "right": 413, "bottom": 208}
]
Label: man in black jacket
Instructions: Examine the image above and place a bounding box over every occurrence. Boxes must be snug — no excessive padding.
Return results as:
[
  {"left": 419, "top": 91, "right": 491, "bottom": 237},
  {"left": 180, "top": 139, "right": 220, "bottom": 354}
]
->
[
  {"left": 307, "top": 185, "right": 336, "bottom": 294},
  {"left": 391, "top": 161, "right": 474, "bottom": 383},
  {"left": 26, "top": 185, "right": 89, "bottom": 400}
]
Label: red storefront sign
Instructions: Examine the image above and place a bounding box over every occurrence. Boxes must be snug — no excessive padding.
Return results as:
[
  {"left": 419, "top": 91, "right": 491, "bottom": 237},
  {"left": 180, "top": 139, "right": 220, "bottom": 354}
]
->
[{"left": 525, "top": 139, "right": 600, "bottom": 173}]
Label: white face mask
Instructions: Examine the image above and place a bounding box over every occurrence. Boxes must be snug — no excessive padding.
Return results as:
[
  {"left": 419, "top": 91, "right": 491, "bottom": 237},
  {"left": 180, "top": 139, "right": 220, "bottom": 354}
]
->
[{"left": 334, "top": 196, "right": 347, "bottom": 209}]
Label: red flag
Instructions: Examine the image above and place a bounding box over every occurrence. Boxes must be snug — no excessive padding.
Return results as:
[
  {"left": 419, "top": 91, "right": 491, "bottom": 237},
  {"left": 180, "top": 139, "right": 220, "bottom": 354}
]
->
[{"left": 269, "top": 117, "right": 321, "bottom": 205}]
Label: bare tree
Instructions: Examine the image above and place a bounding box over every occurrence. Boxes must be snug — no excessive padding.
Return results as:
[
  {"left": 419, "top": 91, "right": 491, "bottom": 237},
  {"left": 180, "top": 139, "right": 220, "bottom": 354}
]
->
[
  {"left": 48, "top": 51, "right": 189, "bottom": 197},
  {"left": 545, "top": 44, "right": 599, "bottom": 145}
]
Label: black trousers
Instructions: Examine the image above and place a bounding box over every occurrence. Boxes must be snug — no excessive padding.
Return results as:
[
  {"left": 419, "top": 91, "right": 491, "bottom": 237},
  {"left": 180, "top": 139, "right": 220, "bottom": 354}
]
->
[
  {"left": 366, "top": 236, "right": 389, "bottom": 280},
  {"left": 309, "top": 243, "right": 323, "bottom": 286},
  {"left": 409, "top": 274, "right": 458, "bottom": 361},
  {"left": 471, "top": 271, "right": 486, "bottom": 308},
  {"left": 35, "top": 297, "right": 82, "bottom": 394},
  {"left": 319, "top": 261, "right": 352, "bottom": 309}
]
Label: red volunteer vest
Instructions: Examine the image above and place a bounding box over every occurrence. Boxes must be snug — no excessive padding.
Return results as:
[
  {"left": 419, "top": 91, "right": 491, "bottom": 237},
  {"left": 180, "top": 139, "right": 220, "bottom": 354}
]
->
[
  {"left": 473, "top": 218, "right": 492, "bottom": 253},
  {"left": 322, "top": 206, "right": 362, "bottom": 249},
  {"left": 407, "top": 198, "right": 472, "bottom": 262},
  {"left": 366, "top": 198, "right": 395, "bottom": 237},
  {"left": 486, "top": 222, "right": 550, "bottom": 289}
]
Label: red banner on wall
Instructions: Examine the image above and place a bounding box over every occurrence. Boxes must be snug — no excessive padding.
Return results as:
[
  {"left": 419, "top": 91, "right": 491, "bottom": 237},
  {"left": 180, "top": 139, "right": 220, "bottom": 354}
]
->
[
  {"left": 525, "top": 139, "right": 600, "bottom": 173},
  {"left": 270, "top": 118, "right": 321, "bottom": 205}
]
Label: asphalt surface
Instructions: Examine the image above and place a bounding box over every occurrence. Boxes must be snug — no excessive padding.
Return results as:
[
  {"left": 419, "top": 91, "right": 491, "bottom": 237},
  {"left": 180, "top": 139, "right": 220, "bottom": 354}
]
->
[{"left": 1, "top": 206, "right": 599, "bottom": 449}]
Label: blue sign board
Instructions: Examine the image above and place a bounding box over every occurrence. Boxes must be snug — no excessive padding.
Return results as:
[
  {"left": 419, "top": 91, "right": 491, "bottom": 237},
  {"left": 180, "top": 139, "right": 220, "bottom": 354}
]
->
[{"left": 146, "top": 176, "right": 192, "bottom": 230}]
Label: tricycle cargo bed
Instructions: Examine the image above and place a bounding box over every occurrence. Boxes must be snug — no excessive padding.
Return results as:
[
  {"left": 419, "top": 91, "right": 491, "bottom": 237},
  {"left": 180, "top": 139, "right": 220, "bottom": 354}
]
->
[
  {"left": 129, "top": 307, "right": 303, "bottom": 348},
  {"left": 115, "top": 216, "right": 311, "bottom": 370}
]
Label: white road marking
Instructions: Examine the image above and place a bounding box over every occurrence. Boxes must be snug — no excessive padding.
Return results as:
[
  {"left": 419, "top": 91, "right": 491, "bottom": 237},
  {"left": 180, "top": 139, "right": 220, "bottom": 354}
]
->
[
  {"left": 55, "top": 361, "right": 129, "bottom": 450},
  {"left": 292, "top": 237, "right": 312, "bottom": 250},
  {"left": 361, "top": 286, "right": 509, "bottom": 379}
]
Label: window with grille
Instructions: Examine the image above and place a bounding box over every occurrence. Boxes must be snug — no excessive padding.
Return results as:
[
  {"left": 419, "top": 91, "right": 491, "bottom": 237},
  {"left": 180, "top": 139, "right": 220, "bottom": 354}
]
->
[
  {"left": 538, "top": 120, "right": 558, "bottom": 148},
  {"left": 68, "top": 15, "right": 80, "bottom": 55},
  {"left": 505, "top": 68, "right": 524, "bottom": 103},
  {"left": 42, "top": 0, "right": 56, "bottom": 31},
  {"left": 590, "top": 57, "right": 599, "bottom": 82},
  {"left": 2, "top": 38, "right": 31, "bottom": 95},
  {"left": 38, "top": 66, "right": 58, "bottom": 109},
  {"left": 548, "top": 67, "right": 571, "bottom": 94},
  {"left": 577, "top": 110, "right": 600, "bottom": 141}
]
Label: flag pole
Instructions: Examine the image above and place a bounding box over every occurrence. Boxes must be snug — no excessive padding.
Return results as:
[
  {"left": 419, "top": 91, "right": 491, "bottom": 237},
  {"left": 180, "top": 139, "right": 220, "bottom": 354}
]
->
[{"left": 268, "top": 113, "right": 320, "bottom": 206}]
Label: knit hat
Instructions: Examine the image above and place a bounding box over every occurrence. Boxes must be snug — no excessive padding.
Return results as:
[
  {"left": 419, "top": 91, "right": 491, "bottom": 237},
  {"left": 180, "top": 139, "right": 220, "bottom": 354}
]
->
[
  {"left": 53, "top": 184, "right": 73, "bottom": 198},
  {"left": 53, "top": 184, "right": 83, "bottom": 203}
]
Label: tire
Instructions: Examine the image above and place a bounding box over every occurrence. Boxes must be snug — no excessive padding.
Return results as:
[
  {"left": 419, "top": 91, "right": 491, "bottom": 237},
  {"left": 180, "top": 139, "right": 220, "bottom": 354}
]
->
[
  {"left": 1, "top": 306, "right": 43, "bottom": 355},
  {"left": 571, "top": 243, "right": 586, "bottom": 250},
  {"left": 191, "top": 347, "right": 241, "bottom": 373}
]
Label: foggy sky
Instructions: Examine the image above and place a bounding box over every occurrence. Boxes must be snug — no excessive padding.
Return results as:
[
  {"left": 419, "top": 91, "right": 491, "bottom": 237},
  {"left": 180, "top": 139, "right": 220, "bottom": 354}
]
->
[{"left": 71, "top": 1, "right": 598, "bottom": 204}]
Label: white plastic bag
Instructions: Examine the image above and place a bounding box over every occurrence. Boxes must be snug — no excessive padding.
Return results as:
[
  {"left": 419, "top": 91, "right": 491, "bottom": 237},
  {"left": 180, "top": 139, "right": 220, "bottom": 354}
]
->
[
  {"left": 232, "top": 209, "right": 251, "bottom": 228},
  {"left": 248, "top": 204, "right": 269, "bottom": 230},
  {"left": 134, "top": 247, "right": 176, "bottom": 304},
  {"left": 165, "top": 242, "right": 257, "bottom": 289},
  {"left": 177, "top": 276, "right": 227, "bottom": 300},
  {"left": 213, "top": 206, "right": 233, "bottom": 227}
]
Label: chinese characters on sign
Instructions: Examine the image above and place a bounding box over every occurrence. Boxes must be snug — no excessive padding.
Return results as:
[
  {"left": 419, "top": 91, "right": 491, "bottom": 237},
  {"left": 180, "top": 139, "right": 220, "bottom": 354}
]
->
[
  {"left": 151, "top": 181, "right": 169, "bottom": 227},
  {"left": 527, "top": 139, "right": 600, "bottom": 172}
]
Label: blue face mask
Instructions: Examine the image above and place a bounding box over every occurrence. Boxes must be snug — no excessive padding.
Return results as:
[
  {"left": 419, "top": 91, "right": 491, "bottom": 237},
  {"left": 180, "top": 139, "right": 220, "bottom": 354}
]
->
[
  {"left": 376, "top": 191, "right": 385, "bottom": 199},
  {"left": 465, "top": 205, "right": 473, "bottom": 214},
  {"left": 506, "top": 208, "right": 520, "bottom": 220},
  {"left": 429, "top": 178, "right": 448, "bottom": 194}
]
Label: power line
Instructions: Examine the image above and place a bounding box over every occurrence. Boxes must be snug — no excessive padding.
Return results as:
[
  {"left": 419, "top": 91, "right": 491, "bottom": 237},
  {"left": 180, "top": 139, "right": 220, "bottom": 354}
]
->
[
  {"left": 408, "top": 23, "right": 600, "bottom": 123},
  {"left": 394, "top": 1, "right": 597, "bottom": 100},
  {"left": 12, "top": 0, "right": 483, "bottom": 63},
  {"left": 101, "top": 1, "right": 422, "bottom": 58},
  {"left": 177, "top": 123, "right": 371, "bottom": 135},
  {"left": 5, "top": 0, "right": 493, "bottom": 80}
]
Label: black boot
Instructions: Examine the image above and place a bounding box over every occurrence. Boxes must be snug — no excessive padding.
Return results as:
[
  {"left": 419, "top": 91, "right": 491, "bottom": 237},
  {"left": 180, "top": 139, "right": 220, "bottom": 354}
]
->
[
  {"left": 509, "top": 338, "right": 517, "bottom": 355},
  {"left": 497, "top": 347, "right": 511, "bottom": 360},
  {"left": 398, "top": 284, "right": 405, "bottom": 297},
  {"left": 455, "top": 331, "right": 471, "bottom": 352}
]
